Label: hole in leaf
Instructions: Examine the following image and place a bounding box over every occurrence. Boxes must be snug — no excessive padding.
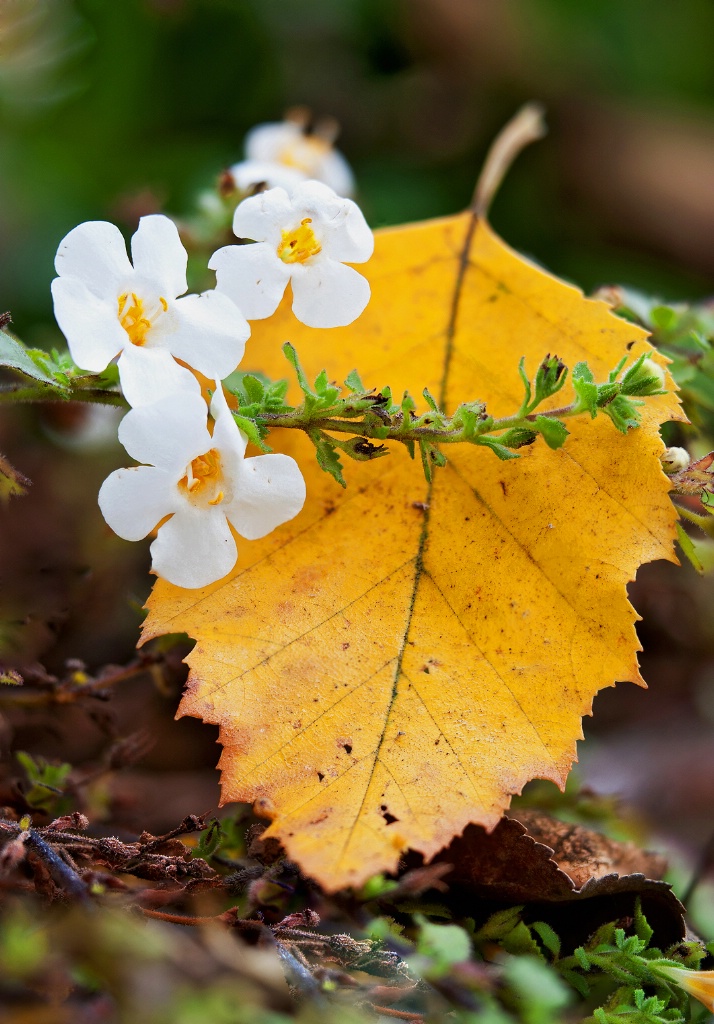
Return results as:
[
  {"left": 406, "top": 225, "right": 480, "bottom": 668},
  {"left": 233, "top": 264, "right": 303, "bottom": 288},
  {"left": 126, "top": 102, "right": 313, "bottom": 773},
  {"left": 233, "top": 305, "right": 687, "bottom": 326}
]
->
[{"left": 380, "top": 805, "right": 398, "bottom": 826}]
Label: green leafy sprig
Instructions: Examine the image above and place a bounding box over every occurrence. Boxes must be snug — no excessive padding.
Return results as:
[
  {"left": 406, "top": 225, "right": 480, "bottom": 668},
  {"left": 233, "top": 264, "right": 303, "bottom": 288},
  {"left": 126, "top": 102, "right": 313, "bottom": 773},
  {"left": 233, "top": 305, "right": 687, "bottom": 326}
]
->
[
  {"left": 468, "top": 899, "right": 707, "bottom": 1024},
  {"left": 225, "top": 344, "right": 666, "bottom": 487}
]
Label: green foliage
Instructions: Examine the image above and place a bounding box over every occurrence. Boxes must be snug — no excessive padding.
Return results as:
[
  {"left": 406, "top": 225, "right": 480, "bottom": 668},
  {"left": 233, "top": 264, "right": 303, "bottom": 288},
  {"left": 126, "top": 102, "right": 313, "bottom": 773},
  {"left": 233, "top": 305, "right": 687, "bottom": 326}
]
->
[
  {"left": 220, "top": 345, "right": 664, "bottom": 486},
  {"left": 503, "top": 954, "right": 572, "bottom": 1024},
  {"left": 15, "top": 751, "right": 71, "bottom": 813},
  {"left": 608, "top": 289, "right": 714, "bottom": 426},
  {"left": 413, "top": 914, "right": 471, "bottom": 978},
  {"left": 192, "top": 819, "right": 223, "bottom": 861},
  {"left": 0, "top": 328, "right": 121, "bottom": 404}
]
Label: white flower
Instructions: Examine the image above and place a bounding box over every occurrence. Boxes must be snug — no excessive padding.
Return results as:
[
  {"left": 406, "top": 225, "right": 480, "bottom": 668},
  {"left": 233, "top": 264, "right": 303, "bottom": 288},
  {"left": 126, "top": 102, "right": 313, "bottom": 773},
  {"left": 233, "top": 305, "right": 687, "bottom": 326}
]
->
[
  {"left": 52, "top": 215, "right": 250, "bottom": 406},
  {"left": 209, "top": 182, "right": 374, "bottom": 329},
  {"left": 98, "top": 388, "right": 306, "bottom": 589},
  {"left": 228, "top": 159, "right": 308, "bottom": 196},
  {"left": 245, "top": 117, "right": 354, "bottom": 197}
]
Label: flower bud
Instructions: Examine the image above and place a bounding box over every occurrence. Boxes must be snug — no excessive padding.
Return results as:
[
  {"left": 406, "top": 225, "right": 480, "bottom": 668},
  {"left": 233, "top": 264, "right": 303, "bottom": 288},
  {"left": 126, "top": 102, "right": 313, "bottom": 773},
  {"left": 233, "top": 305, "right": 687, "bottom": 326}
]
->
[
  {"left": 622, "top": 357, "right": 666, "bottom": 396},
  {"left": 653, "top": 964, "right": 714, "bottom": 1011},
  {"left": 661, "top": 447, "right": 690, "bottom": 474}
]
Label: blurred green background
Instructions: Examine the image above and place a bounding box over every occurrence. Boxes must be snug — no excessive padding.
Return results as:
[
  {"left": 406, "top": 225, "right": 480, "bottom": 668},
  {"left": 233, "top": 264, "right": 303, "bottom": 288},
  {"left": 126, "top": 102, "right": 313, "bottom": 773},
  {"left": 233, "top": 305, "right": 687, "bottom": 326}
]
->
[{"left": 3, "top": 0, "right": 714, "bottom": 345}]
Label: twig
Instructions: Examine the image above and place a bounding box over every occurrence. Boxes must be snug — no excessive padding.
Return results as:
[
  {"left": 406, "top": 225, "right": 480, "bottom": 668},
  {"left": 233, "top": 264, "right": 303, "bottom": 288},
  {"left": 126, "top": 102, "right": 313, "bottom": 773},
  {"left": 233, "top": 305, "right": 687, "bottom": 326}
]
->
[
  {"left": 24, "top": 829, "right": 90, "bottom": 903},
  {"left": 366, "top": 1005, "right": 424, "bottom": 1022},
  {"left": 471, "top": 102, "right": 547, "bottom": 217}
]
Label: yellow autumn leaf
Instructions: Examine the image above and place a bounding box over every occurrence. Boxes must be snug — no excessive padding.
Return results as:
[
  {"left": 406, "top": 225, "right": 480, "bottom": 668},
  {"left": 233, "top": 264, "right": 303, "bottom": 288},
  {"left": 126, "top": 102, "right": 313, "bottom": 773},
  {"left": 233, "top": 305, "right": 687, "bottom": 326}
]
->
[{"left": 142, "top": 212, "right": 682, "bottom": 891}]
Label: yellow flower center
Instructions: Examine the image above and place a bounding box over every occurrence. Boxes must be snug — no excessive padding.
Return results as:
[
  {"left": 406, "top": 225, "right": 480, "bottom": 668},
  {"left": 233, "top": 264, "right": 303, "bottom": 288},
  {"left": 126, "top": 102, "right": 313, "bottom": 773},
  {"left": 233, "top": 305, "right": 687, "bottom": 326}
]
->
[
  {"left": 117, "top": 292, "right": 168, "bottom": 346},
  {"left": 277, "top": 218, "right": 322, "bottom": 265},
  {"left": 179, "top": 448, "right": 225, "bottom": 507}
]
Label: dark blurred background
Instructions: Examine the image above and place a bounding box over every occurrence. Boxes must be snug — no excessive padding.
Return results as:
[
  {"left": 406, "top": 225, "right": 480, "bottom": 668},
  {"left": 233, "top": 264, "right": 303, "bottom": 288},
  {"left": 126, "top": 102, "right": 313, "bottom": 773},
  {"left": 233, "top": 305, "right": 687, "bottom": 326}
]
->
[
  {"left": 2, "top": 0, "right": 714, "bottom": 925},
  {"left": 4, "top": 0, "right": 714, "bottom": 338}
]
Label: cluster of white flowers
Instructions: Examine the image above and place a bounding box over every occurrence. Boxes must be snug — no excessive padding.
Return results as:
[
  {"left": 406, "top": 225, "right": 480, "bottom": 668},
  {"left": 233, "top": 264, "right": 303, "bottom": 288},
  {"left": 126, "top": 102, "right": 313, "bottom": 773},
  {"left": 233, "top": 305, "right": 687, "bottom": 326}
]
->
[{"left": 51, "top": 135, "right": 373, "bottom": 589}]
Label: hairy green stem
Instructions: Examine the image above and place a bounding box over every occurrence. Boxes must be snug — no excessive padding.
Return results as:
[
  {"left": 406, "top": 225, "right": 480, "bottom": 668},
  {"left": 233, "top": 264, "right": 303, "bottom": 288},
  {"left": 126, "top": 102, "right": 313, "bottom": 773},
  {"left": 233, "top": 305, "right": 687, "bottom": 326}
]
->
[
  {"left": 260, "top": 401, "right": 581, "bottom": 446},
  {"left": 0, "top": 382, "right": 124, "bottom": 406}
]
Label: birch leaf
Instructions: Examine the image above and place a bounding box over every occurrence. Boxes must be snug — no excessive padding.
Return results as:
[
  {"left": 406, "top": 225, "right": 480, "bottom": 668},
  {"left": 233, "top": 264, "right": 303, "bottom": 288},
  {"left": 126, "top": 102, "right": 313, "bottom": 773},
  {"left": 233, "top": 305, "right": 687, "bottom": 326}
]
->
[{"left": 142, "top": 214, "right": 682, "bottom": 891}]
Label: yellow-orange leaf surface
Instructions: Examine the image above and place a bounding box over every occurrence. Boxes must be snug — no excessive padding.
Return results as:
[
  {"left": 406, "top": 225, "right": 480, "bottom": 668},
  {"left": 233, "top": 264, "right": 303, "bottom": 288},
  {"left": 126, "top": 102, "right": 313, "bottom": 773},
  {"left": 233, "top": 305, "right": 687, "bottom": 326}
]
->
[{"left": 142, "top": 213, "right": 682, "bottom": 890}]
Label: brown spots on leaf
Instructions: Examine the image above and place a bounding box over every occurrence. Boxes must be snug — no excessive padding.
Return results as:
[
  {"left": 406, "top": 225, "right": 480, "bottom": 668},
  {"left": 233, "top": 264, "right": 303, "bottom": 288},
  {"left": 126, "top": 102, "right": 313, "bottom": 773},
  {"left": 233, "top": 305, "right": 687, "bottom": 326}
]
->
[{"left": 291, "top": 564, "right": 326, "bottom": 595}]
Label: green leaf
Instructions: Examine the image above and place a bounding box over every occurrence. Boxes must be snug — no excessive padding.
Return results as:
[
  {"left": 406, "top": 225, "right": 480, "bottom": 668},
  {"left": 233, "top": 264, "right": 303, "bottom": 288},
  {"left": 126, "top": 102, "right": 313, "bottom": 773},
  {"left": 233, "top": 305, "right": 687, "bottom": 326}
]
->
[
  {"left": 634, "top": 898, "right": 654, "bottom": 946},
  {"left": 504, "top": 955, "right": 572, "bottom": 1016},
  {"left": 344, "top": 368, "right": 365, "bottom": 393},
  {"left": 518, "top": 355, "right": 532, "bottom": 411},
  {"left": 282, "top": 342, "right": 315, "bottom": 397},
  {"left": 572, "top": 362, "right": 598, "bottom": 417},
  {"left": 0, "top": 332, "right": 66, "bottom": 387},
  {"left": 601, "top": 395, "right": 642, "bottom": 433},
  {"left": 499, "top": 427, "right": 538, "bottom": 450},
  {"left": 533, "top": 415, "right": 569, "bottom": 450},
  {"left": 193, "top": 820, "right": 222, "bottom": 861},
  {"left": 502, "top": 921, "right": 543, "bottom": 958},
  {"left": 423, "top": 387, "right": 440, "bottom": 412},
  {"left": 400, "top": 390, "right": 416, "bottom": 417},
  {"left": 336, "top": 437, "right": 389, "bottom": 463},
  {"left": 476, "top": 436, "right": 522, "bottom": 460},
  {"left": 233, "top": 415, "right": 272, "bottom": 452},
  {"left": 414, "top": 915, "right": 471, "bottom": 975},
  {"left": 595, "top": 382, "right": 621, "bottom": 407},
  {"left": 241, "top": 374, "right": 266, "bottom": 404},
  {"left": 651, "top": 305, "right": 678, "bottom": 331},
  {"left": 472, "top": 906, "right": 524, "bottom": 944},
  {"left": 532, "top": 920, "right": 561, "bottom": 958},
  {"left": 312, "top": 433, "right": 345, "bottom": 487}
]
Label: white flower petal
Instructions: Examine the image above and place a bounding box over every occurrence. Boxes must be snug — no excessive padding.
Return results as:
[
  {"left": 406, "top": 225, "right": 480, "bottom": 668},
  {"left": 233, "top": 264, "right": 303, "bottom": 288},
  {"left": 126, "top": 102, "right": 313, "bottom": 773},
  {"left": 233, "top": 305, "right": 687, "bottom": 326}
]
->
[
  {"left": 118, "top": 391, "right": 211, "bottom": 469},
  {"left": 209, "top": 242, "right": 290, "bottom": 321},
  {"left": 229, "top": 160, "right": 307, "bottom": 195},
  {"left": 290, "top": 259, "right": 370, "bottom": 328},
  {"left": 227, "top": 453, "right": 306, "bottom": 540},
  {"left": 98, "top": 465, "right": 179, "bottom": 541},
  {"left": 231, "top": 187, "right": 295, "bottom": 245},
  {"left": 319, "top": 198, "right": 373, "bottom": 264},
  {"left": 316, "top": 149, "right": 355, "bottom": 198},
  {"left": 288, "top": 181, "right": 372, "bottom": 263},
  {"left": 130, "top": 215, "right": 188, "bottom": 299},
  {"left": 51, "top": 276, "right": 127, "bottom": 371},
  {"left": 54, "top": 221, "right": 133, "bottom": 296},
  {"left": 169, "top": 291, "right": 250, "bottom": 379},
  {"left": 150, "top": 507, "right": 237, "bottom": 589},
  {"left": 117, "top": 345, "right": 201, "bottom": 408},
  {"left": 209, "top": 387, "right": 248, "bottom": 478},
  {"left": 244, "top": 122, "right": 302, "bottom": 163}
]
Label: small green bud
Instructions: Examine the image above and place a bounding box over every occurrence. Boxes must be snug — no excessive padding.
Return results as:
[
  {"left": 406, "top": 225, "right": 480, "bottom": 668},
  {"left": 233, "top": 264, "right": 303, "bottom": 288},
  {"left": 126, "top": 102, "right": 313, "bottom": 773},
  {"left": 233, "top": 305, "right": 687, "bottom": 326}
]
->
[
  {"left": 621, "top": 356, "right": 666, "bottom": 396},
  {"left": 661, "top": 446, "right": 690, "bottom": 474}
]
